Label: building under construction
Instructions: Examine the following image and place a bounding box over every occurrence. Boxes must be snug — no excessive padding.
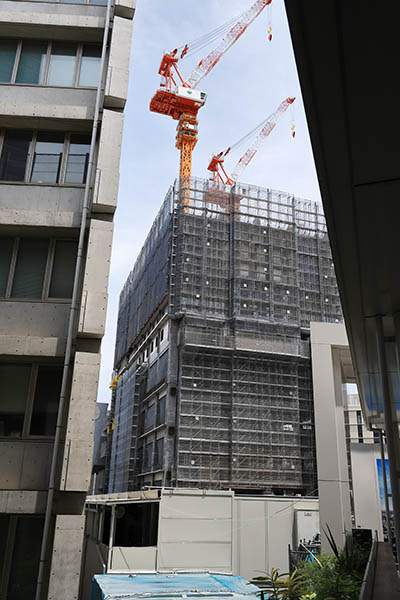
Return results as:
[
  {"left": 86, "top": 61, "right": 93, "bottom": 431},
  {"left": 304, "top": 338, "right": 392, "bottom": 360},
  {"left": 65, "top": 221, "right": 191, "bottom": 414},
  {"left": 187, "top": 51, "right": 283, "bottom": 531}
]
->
[{"left": 106, "top": 177, "right": 342, "bottom": 495}]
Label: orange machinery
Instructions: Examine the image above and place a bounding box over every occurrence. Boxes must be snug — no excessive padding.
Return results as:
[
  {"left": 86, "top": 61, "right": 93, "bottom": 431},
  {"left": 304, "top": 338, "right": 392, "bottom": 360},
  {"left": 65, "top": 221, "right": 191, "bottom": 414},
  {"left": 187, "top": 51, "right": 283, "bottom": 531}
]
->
[{"left": 149, "top": 0, "right": 273, "bottom": 204}]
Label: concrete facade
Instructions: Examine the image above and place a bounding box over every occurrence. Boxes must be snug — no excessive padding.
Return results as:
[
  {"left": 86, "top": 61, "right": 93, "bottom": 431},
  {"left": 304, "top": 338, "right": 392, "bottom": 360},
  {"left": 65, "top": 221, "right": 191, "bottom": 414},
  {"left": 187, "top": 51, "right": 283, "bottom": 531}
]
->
[
  {"left": 0, "top": 1, "right": 134, "bottom": 598},
  {"left": 285, "top": 0, "right": 400, "bottom": 561},
  {"left": 310, "top": 323, "right": 353, "bottom": 550},
  {"left": 310, "top": 322, "right": 388, "bottom": 551}
]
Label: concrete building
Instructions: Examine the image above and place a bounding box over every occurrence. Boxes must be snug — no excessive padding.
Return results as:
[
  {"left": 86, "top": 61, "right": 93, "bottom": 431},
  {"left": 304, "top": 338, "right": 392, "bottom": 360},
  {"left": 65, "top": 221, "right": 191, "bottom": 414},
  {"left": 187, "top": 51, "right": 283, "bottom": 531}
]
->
[
  {"left": 91, "top": 403, "right": 109, "bottom": 495},
  {"left": 81, "top": 488, "right": 319, "bottom": 598},
  {"left": 106, "top": 177, "right": 342, "bottom": 495},
  {"left": 309, "top": 322, "right": 400, "bottom": 596},
  {"left": 310, "top": 322, "right": 396, "bottom": 544},
  {"left": 285, "top": 3, "right": 400, "bottom": 594},
  {"left": 0, "top": 1, "right": 134, "bottom": 598}
]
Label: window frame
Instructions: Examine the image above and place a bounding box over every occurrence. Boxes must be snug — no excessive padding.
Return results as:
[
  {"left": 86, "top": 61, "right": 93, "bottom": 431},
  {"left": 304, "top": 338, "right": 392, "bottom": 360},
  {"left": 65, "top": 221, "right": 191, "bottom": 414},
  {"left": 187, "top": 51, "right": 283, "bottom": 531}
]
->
[
  {"left": 0, "top": 362, "right": 62, "bottom": 440},
  {"left": 0, "top": 236, "right": 77, "bottom": 302},
  {"left": 0, "top": 40, "right": 101, "bottom": 89},
  {"left": 0, "top": 129, "right": 91, "bottom": 186}
]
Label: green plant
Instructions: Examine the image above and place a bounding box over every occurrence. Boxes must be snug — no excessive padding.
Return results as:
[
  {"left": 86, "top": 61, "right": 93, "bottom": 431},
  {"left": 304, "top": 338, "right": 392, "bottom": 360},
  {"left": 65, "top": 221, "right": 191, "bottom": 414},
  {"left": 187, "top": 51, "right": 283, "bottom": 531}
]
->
[
  {"left": 298, "top": 555, "right": 361, "bottom": 600},
  {"left": 297, "top": 525, "right": 370, "bottom": 600},
  {"left": 299, "top": 593, "right": 316, "bottom": 600},
  {"left": 324, "top": 524, "right": 370, "bottom": 582},
  {"left": 254, "top": 567, "right": 306, "bottom": 599}
]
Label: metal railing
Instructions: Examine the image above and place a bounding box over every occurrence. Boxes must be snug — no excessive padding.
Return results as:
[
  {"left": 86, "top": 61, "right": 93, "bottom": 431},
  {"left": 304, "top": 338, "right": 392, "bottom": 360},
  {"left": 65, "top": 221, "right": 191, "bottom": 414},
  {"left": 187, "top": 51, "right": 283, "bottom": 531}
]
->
[{"left": 358, "top": 533, "right": 378, "bottom": 600}]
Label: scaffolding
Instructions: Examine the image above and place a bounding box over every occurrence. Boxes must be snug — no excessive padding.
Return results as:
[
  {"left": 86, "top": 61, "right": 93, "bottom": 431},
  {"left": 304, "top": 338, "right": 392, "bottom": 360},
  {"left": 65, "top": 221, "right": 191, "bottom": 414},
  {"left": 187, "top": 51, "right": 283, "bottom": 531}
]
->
[{"left": 109, "top": 177, "right": 342, "bottom": 494}]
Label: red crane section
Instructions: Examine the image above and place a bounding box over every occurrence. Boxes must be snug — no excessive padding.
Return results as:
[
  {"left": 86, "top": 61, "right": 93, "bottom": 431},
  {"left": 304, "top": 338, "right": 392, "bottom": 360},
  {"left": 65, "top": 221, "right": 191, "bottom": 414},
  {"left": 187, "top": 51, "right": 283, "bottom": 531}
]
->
[
  {"left": 149, "top": 0, "right": 273, "bottom": 200},
  {"left": 208, "top": 97, "right": 295, "bottom": 186},
  {"left": 186, "top": 0, "right": 272, "bottom": 89}
]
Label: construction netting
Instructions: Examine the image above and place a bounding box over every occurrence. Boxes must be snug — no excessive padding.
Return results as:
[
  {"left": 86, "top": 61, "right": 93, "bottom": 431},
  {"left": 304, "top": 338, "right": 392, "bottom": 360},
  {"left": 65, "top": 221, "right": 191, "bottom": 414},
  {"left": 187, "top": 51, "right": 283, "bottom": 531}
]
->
[
  {"left": 109, "top": 177, "right": 342, "bottom": 494},
  {"left": 114, "top": 188, "right": 173, "bottom": 368}
]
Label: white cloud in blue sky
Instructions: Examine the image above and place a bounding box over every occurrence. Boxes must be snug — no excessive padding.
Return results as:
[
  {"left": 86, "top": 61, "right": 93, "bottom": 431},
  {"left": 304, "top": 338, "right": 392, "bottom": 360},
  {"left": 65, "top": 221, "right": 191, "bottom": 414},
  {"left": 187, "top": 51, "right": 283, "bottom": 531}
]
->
[{"left": 97, "top": 0, "right": 321, "bottom": 403}]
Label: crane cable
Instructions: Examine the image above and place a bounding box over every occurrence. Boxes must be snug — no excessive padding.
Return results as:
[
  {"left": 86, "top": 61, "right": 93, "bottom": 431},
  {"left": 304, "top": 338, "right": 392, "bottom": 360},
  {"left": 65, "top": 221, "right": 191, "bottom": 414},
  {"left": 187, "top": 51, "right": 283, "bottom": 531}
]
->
[
  {"left": 175, "top": 9, "right": 248, "bottom": 60},
  {"left": 219, "top": 114, "right": 277, "bottom": 158}
]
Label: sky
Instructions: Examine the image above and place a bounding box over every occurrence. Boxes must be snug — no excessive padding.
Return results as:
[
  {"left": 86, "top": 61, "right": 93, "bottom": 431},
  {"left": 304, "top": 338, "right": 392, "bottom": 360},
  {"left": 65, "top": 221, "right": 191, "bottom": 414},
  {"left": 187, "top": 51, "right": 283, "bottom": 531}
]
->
[{"left": 96, "top": 0, "right": 322, "bottom": 404}]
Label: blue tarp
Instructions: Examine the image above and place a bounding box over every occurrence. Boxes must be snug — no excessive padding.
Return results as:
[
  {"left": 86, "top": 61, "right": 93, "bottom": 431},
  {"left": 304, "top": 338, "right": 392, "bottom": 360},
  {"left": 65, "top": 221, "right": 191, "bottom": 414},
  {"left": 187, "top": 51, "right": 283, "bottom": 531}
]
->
[{"left": 91, "top": 572, "right": 262, "bottom": 600}]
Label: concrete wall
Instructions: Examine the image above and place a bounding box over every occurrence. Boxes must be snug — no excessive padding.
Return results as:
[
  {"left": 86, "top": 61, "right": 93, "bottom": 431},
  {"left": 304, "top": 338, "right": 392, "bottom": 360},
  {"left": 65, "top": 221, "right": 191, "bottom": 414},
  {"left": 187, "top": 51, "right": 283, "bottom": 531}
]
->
[
  {"left": 93, "top": 109, "right": 124, "bottom": 213},
  {"left": 0, "top": 85, "right": 96, "bottom": 122},
  {"left": 0, "top": 0, "right": 134, "bottom": 597},
  {"left": 0, "top": 440, "right": 53, "bottom": 490},
  {"left": 0, "top": 184, "right": 84, "bottom": 228},
  {"left": 311, "top": 322, "right": 387, "bottom": 549},
  {"left": 351, "top": 443, "right": 384, "bottom": 540},
  {"left": 310, "top": 322, "right": 353, "bottom": 551},
  {"left": 105, "top": 16, "right": 133, "bottom": 108},
  {"left": 0, "top": 1, "right": 106, "bottom": 41},
  {"left": 78, "top": 219, "right": 113, "bottom": 337}
]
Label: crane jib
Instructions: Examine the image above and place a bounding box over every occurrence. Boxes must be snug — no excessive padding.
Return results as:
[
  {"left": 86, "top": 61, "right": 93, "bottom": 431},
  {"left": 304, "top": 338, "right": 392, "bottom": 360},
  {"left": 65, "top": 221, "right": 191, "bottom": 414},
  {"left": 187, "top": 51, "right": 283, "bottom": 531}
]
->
[{"left": 187, "top": 0, "right": 272, "bottom": 89}]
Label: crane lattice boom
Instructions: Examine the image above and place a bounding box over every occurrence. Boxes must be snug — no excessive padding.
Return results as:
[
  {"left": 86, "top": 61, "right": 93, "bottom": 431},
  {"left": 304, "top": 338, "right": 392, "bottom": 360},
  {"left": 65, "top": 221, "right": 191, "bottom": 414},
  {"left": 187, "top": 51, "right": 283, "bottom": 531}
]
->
[
  {"left": 186, "top": 0, "right": 272, "bottom": 89},
  {"left": 230, "top": 97, "right": 295, "bottom": 183}
]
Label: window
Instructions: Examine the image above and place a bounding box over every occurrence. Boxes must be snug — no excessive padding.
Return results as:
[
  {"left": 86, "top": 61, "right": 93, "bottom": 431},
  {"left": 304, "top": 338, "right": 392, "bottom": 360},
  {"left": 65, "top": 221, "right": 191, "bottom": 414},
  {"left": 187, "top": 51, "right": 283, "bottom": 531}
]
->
[
  {"left": 101, "top": 506, "right": 112, "bottom": 545},
  {"left": 158, "top": 396, "right": 166, "bottom": 425},
  {"left": 0, "top": 129, "right": 31, "bottom": 181},
  {"left": 48, "top": 43, "right": 77, "bottom": 86},
  {"left": 30, "top": 132, "right": 64, "bottom": 184},
  {"left": 65, "top": 135, "right": 90, "bottom": 184},
  {"left": 155, "top": 438, "right": 164, "bottom": 468},
  {"left": 0, "top": 130, "right": 91, "bottom": 184},
  {"left": 0, "top": 236, "right": 77, "bottom": 300},
  {"left": 0, "top": 40, "right": 101, "bottom": 87},
  {"left": 144, "top": 403, "right": 156, "bottom": 432},
  {"left": 0, "top": 515, "right": 44, "bottom": 600},
  {"left": 0, "top": 40, "right": 18, "bottom": 83},
  {"left": 49, "top": 240, "right": 77, "bottom": 298},
  {"left": 79, "top": 45, "right": 102, "bottom": 87},
  {"left": 114, "top": 502, "right": 159, "bottom": 547},
  {"left": 30, "top": 365, "right": 63, "bottom": 435},
  {"left": 144, "top": 442, "right": 153, "bottom": 470},
  {"left": 0, "top": 237, "right": 14, "bottom": 295},
  {"left": 15, "top": 41, "right": 47, "bottom": 85},
  {"left": 0, "top": 364, "right": 31, "bottom": 436},
  {"left": 0, "top": 363, "right": 63, "bottom": 438},
  {"left": 11, "top": 238, "right": 49, "bottom": 298}
]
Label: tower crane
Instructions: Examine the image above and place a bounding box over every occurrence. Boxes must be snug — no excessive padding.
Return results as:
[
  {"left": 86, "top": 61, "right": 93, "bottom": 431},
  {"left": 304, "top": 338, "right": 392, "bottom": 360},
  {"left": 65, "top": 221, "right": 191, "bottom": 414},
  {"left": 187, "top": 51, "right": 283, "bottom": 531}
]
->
[
  {"left": 149, "top": 0, "right": 272, "bottom": 204},
  {"left": 207, "top": 97, "right": 295, "bottom": 186}
]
